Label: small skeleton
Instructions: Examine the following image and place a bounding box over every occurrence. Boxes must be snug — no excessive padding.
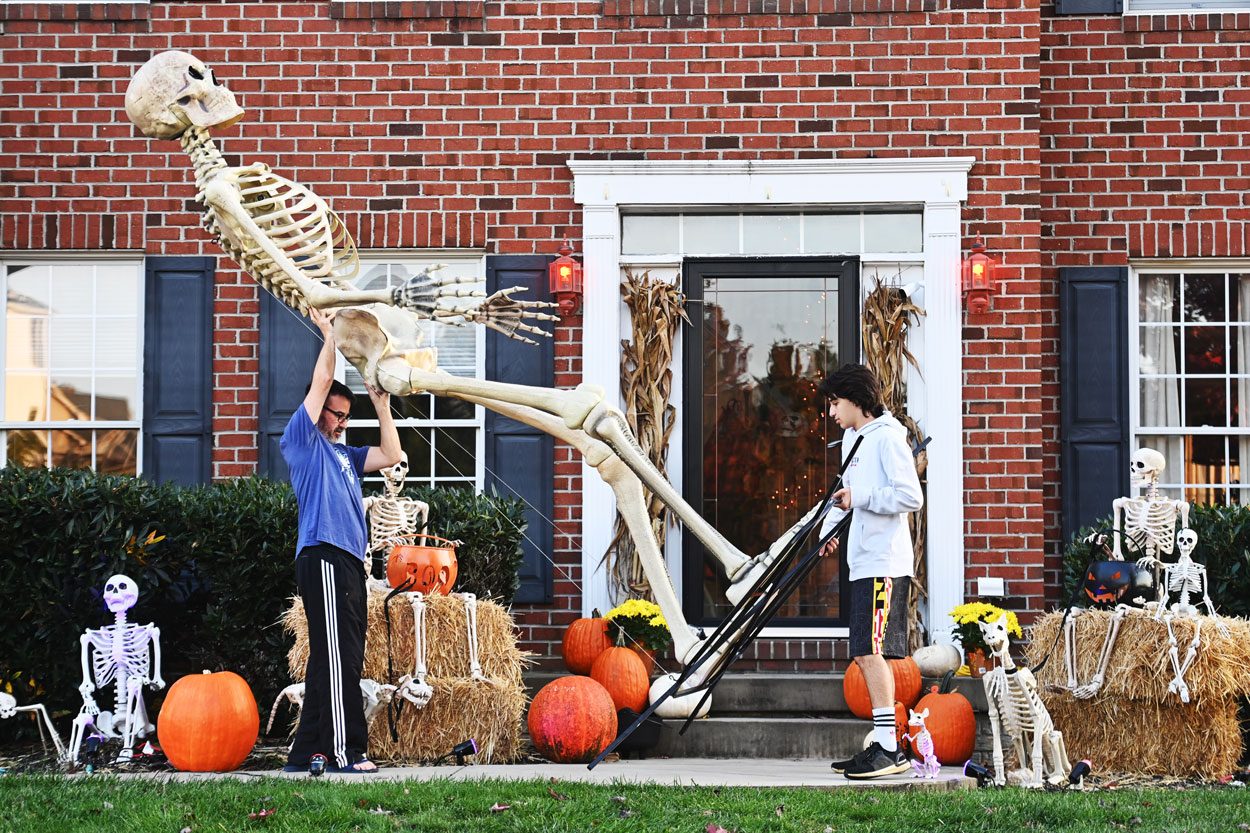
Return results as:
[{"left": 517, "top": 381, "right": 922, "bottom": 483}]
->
[
  {"left": 979, "top": 613, "right": 1070, "bottom": 788},
  {"left": 0, "top": 691, "right": 66, "bottom": 760},
  {"left": 1063, "top": 447, "right": 1190, "bottom": 698},
  {"left": 907, "top": 708, "right": 940, "bottom": 780},
  {"left": 362, "top": 452, "right": 430, "bottom": 565},
  {"left": 266, "top": 678, "right": 397, "bottom": 736},
  {"left": 1154, "top": 527, "right": 1227, "bottom": 703},
  {"left": 68, "top": 575, "right": 164, "bottom": 765}
]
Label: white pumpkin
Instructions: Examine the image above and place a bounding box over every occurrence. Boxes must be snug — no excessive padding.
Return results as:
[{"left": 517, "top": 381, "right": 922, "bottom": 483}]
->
[
  {"left": 912, "top": 643, "right": 962, "bottom": 677},
  {"left": 648, "top": 673, "right": 712, "bottom": 720}
]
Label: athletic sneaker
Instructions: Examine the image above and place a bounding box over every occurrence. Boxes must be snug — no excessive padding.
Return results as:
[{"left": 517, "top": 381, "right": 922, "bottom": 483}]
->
[
  {"left": 843, "top": 741, "right": 910, "bottom": 779},
  {"left": 830, "top": 745, "right": 876, "bottom": 774}
]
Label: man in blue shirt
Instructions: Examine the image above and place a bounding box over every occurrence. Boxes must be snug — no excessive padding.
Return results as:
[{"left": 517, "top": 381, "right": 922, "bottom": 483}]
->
[{"left": 282, "top": 307, "right": 402, "bottom": 774}]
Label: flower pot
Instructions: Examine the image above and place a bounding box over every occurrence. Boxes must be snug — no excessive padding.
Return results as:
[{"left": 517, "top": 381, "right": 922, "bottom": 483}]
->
[{"left": 965, "top": 647, "right": 996, "bottom": 678}]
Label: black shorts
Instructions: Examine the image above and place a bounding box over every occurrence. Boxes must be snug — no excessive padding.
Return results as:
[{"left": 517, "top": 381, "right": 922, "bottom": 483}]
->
[{"left": 848, "top": 575, "right": 910, "bottom": 659}]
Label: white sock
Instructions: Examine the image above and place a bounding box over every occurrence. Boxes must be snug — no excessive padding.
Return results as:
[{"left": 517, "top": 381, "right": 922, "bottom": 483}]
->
[{"left": 871, "top": 707, "right": 897, "bottom": 752}]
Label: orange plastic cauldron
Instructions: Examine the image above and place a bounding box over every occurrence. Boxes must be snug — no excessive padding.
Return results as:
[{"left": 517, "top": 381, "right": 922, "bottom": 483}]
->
[{"left": 386, "top": 535, "right": 459, "bottom": 594}]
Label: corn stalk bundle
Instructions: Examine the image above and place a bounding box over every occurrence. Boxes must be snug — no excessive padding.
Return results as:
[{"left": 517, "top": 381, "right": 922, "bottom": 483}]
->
[
  {"left": 860, "top": 278, "right": 928, "bottom": 652},
  {"left": 604, "top": 270, "right": 690, "bottom": 600}
]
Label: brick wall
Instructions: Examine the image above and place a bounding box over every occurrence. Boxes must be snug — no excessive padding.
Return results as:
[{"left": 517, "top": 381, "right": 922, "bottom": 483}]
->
[
  {"left": 1039, "top": 6, "right": 1250, "bottom": 602},
  {"left": 1, "top": 0, "right": 1043, "bottom": 664}
]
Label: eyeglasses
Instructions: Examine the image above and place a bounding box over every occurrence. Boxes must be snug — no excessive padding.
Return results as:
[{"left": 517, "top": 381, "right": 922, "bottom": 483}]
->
[{"left": 322, "top": 406, "right": 350, "bottom": 423}]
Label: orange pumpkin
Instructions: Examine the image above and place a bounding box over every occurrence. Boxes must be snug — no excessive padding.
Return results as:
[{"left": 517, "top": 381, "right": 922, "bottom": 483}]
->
[
  {"left": 157, "top": 670, "right": 259, "bottom": 772},
  {"left": 842, "top": 656, "right": 923, "bottom": 719},
  {"left": 386, "top": 535, "right": 459, "bottom": 593},
  {"left": 906, "top": 672, "right": 976, "bottom": 764},
  {"left": 527, "top": 675, "right": 617, "bottom": 763},
  {"left": 590, "top": 647, "right": 649, "bottom": 712},
  {"left": 561, "top": 610, "right": 612, "bottom": 674}
]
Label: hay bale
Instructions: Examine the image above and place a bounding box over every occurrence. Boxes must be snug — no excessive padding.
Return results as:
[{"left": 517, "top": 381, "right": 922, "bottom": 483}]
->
[
  {"left": 1043, "top": 691, "right": 1242, "bottom": 779},
  {"left": 1028, "top": 609, "right": 1250, "bottom": 702},
  {"left": 283, "top": 587, "right": 530, "bottom": 763},
  {"left": 1023, "top": 608, "right": 1250, "bottom": 778}
]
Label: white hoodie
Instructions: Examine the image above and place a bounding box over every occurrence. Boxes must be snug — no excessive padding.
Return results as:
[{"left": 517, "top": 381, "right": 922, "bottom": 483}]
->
[{"left": 817, "top": 410, "right": 923, "bottom": 582}]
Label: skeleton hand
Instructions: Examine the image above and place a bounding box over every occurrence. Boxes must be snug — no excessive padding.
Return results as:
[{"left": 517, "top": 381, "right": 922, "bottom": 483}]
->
[
  {"left": 389, "top": 264, "right": 483, "bottom": 317},
  {"left": 79, "top": 681, "right": 96, "bottom": 699},
  {"left": 1135, "top": 556, "right": 1158, "bottom": 571},
  {"left": 149, "top": 676, "right": 166, "bottom": 690},
  {"left": 438, "top": 286, "right": 559, "bottom": 344}
]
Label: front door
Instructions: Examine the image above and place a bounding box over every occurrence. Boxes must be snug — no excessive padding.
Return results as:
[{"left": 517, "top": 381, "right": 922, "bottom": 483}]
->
[{"left": 682, "top": 257, "right": 860, "bottom": 627}]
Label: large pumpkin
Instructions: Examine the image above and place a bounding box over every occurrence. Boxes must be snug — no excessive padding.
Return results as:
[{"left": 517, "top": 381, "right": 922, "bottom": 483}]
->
[
  {"left": 157, "top": 670, "right": 259, "bottom": 772},
  {"left": 906, "top": 672, "right": 976, "bottom": 764},
  {"left": 527, "top": 675, "right": 617, "bottom": 763},
  {"left": 590, "top": 647, "right": 649, "bottom": 713},
  {"left": 561, "top": 611, "right": 612, "bottom": 674},
  {"left": 842, "top": 656, "right": 923, "bottom": 719}
]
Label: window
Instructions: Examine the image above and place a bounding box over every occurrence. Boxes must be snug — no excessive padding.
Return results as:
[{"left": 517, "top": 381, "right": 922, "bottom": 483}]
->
[
  {"left": 621, "top": 210, "right": 923, "bottom": 257},
  {"left": 340, "top": 258, "right": 485, "bottom": 490},
  {"left": 1127, "top": 0, "right": 1250, "bottom": 12},
  {"left": 2, "top": 260, "right": 143, "bottom": 474},
  {"left": 1132, "top": 269, "right": 1249, "bottom": 504}
]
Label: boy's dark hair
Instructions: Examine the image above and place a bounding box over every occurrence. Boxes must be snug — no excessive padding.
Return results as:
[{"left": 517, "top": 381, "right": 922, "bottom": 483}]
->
[
  {"left": 818, "top": 363, "right": 885, "bottom": 418},
  {"left": 305, "top": 380, "right": 356, "bottom": 409}
]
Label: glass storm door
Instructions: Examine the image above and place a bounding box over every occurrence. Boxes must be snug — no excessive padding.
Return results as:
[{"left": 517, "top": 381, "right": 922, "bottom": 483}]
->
[{"left": 682, "top": 258, "right": 860, "bottom": 627}]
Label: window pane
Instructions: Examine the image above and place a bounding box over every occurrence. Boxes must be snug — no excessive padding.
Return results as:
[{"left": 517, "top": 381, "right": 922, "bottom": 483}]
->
[
  {"left": 96, "top": 319, "right": 137, "bottom": 369},
  {"left": 742, "top": 214, "right": 800, "bottom": 254},
  {"left": 433, "top": 427, "right": 475, "bottom": 477},
  {"left": 6, "top": 316, "right": 47, "bottom": 369},
  {"left": 1139, "top": 273, "right": 1179, "bottom": 323},
  {"left": 864, "top": 213, "right": 922, "bottom": 253},
  {"left": 1139, "top": 378, "right": 1180, "bottom": 428},
  {"left": 1183, "top": 273, "right": 1225, "bottom": 323},
  {"left": 684, "top": 215, "right": 739, "bottom": 255},
  {"left": 1135, "top": 434, "right": 1185, "bottom": 485},
  {"left": 622, "top": 215, "right": 680, "bottom": 256},
  {"left": 400, "top": 430, "right": 432, "bottom": 480},
  {"left": 1184, "top": 326, "right": 1226, "bottom": 375},
  {"left": 1138, "top": 326, "right": 1180, "bottom": 375},
  {"left": 5, "top": 372, "right": 46, "bottom": 421},
  {"left": 50, "top": 427, "right": 93, "bottom": 469},
  {"left": 94, "top": 376, "right": 136, "bottom": 421},
  {"left": 95, "top": 264, "right": 139, "bottom": 316},
  {"left": 1184, "top": 378, "right": 1227, "bottom": 427},
  {"left": 50, "top": 322, "right": 92, "bottom": 371},
  {"left": 7, "top": 264, "right": 51, "bottom": 312},
  {"left": 1233, "top": 327, "right": 1250, "bottom": 374},
  {"left": 6, "top": 429, "right": 47, "bottom": 468},
  {"left": 50, "top": 264, "right": 94, "bottom": 316},
  {"left": 96, "top": 429, "right": 137, "bottom": 475},
  {"left": 433, "top": 395, "right": 474, "bottom": 420},
  {"left": 393, "top": 393, "right": 432, "bottom": 421},
  {"left": 50, "top": 376, "right": 92, "bottom": 421},
  {"left": 804, "top": 214, "right": 859, "bottom": 253}
]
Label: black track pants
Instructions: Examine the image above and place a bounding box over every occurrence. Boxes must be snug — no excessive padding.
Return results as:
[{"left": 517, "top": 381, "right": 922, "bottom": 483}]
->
[{"left": 287, "top": 544, "right": 368, "bottom": 769}]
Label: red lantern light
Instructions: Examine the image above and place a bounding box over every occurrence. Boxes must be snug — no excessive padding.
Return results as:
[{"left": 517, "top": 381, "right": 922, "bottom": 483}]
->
[
  {"left": 548, "top": 240, "right": 584, "bottom": 317},
  {"left": 961, "top": 237, "right": 997, "bottom": 314}
]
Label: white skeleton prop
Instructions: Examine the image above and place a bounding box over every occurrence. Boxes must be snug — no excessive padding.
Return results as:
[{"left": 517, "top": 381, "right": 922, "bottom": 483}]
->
[
  {"left": 1062, "top": 447, "right": 1192, "bottom": 699},
  {"left": 266, "top": 678, "right": 397, "bottom": 736},
  {"left": 362, "top": 452, "right": 431, "bottom": 564},
  {"left": 126, "top": 52, "right": 843, "bottom": 710},
  {"left": 978, "top": 613, "right": 1070, "bottom": 788},
  {"left": 1155, "top": 527, "right": 1228, "bottom": 703},
  {"left": 0, "top": 691, "right": 67, "bottom": 760},
  {"left": 395, "top": 592, "right": 434, "bottom": 707},
  {"left": 67, "top": 575, "right": 164, "bottom": 765},
  {"left": 454, "top": 592, "right": 489, "bottom": 683}
]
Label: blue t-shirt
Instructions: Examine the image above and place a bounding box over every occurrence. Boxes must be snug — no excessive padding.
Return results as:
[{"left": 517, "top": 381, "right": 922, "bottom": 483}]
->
[{"left": 280, "top": 404, "right": 371, "bottom": 560}]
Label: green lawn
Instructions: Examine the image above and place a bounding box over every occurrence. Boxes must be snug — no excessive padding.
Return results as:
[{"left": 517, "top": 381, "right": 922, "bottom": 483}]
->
[{"left": 0, "top": 776, "right": 1247, "bottom": 833}]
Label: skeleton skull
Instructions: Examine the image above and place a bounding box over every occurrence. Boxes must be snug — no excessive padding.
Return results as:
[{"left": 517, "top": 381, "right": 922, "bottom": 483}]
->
[
  {"left": 0, "top": 692, "right": 15, "bottom": 719},
  {"left": 1129, "top": 447, "right": 1166, "bottom": 486},
  {"left": 976, "top": 612, "right": 1011, "bottom": 654},
  {"left": 382, "top": 452, "right": 409, "bottom": 497},
  {"left": 125, "top": 51, "right": 243, "bottom": 140},
  {"left": 102, "top": 574, "right": 139, "bottom": 614},
  {"left": 1176, "top": 527, "right": 1198, "bottom": 558}
]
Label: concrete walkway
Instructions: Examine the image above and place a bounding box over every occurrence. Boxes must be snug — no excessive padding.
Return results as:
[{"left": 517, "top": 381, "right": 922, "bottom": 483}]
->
[{"left": 152, "top": 759, "right": 972, "bottom": 790}]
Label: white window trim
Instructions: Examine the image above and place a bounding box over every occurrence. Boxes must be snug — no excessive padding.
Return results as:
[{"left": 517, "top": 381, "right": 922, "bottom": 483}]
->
[
  {"left": 0, "top": 256, "right": 145, "bottom": 474},
  {"left": 570, "top": 158, "right": 972, "bottom": 642},
  {"left": 1124, "top": 2, "right": 1250, "bottom": 15}
]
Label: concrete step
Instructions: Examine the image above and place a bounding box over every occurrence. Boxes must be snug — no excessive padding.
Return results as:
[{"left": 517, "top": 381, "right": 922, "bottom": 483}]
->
[{"left": 650, "top": 716, "right": 872, "bottom": 760}]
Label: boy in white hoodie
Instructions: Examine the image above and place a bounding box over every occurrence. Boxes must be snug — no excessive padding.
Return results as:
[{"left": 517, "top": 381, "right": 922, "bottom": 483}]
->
[{"left": 817, "top": 364, "right": 923, "bottom": 779}]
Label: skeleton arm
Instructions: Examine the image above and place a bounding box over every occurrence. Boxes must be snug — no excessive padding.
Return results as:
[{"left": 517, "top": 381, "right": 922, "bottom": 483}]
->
[
  {"left": 78, "top": 635, "right": 99, "bottom": 714},
  {"left": 148, "top": 625, "right": 165, "bottom": 689},
  {"left": 1111, "top": 497, "right": 1127, "bottom": 560}
]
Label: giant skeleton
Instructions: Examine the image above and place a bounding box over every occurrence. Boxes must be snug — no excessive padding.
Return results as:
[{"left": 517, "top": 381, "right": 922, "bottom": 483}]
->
[
  {"left": 125, "top": 51, "right": 832, "bottom": 709},
  {"left": 68, "top": 575, "right": 164, "bottom": 764}
]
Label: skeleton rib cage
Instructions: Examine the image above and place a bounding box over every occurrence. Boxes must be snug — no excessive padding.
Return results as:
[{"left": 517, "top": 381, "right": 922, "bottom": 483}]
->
[{"left": 87, "top": 624, "right": 154, "bottom": 689}]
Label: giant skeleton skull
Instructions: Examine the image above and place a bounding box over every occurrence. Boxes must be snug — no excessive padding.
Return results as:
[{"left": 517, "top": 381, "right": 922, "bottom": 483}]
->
[
  {"left": 102, "top": 574, "right": 139, "bottom": 614},
  {"left": 1130, "top": 447, "right": 1166, "bottom": 487},
  {"left": 125, "top": 51, "right": 243, "bottom": 140}
]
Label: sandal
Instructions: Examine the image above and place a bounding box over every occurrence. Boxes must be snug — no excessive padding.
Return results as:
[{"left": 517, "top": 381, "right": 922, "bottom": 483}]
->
[{"left": 329, "top": 757, "right": 379, "bottom": 774}]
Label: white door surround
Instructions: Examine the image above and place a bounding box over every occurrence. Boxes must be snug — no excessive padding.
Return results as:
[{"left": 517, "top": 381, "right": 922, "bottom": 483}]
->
[{"left": 569, "top": 158, "right": 972, "bottom": 643}]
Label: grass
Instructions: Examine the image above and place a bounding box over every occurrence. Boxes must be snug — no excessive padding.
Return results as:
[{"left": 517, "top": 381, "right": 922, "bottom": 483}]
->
[{"left": 0, "top": 776, "right": 1248, "bottom": 833}]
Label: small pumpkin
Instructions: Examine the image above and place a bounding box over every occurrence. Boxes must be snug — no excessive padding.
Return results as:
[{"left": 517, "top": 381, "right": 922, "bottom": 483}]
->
[
  {"left": 527, "top": 675, "right": 617, "bottom": 763},
  {"left": 906, "top": 671, "right": 976, "bottom": 764},
  {"left": 842, "top": 656, "right": 923, "bottom": 719},
  {"left": 649, "top": 672, "right": 711, "bottom": 720},
  {"left": 912, "top": 643, "right": 962, "bottom": 677},
  {"left": 561, "top": 610, "right": 612, "bottom": 674},
  {"left": 590, "top": 646, "right": 649, "bottom": 713},
  {"left": 157, "top": 670, "right": 259, "bottom": 772}
]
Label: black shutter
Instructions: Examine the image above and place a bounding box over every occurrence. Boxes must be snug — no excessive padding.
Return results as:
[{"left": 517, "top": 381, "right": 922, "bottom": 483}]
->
[
  {"left": 484, "top": 255, "right": 554, "bottom": 603},
  {"left": 1060, "top": 266, "right": 1130, "bottom": 545},
  {"left": 257, "top": 291, "right": 321, "bottom": 479},
  {"left": 143, "top": 256, "right": 215, "bottom": 485},
  {"left": 1054, "top": 0, "right": 1121, "bottom": 14}
]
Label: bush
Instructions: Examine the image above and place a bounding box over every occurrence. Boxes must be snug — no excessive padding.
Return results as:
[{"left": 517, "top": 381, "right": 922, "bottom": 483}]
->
[
  {"left": 1062, "top": 504, "right": 1250, "bottom": 618},
  {"left": 0, "top": 467, "right": 526, "bottom": 744}
]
